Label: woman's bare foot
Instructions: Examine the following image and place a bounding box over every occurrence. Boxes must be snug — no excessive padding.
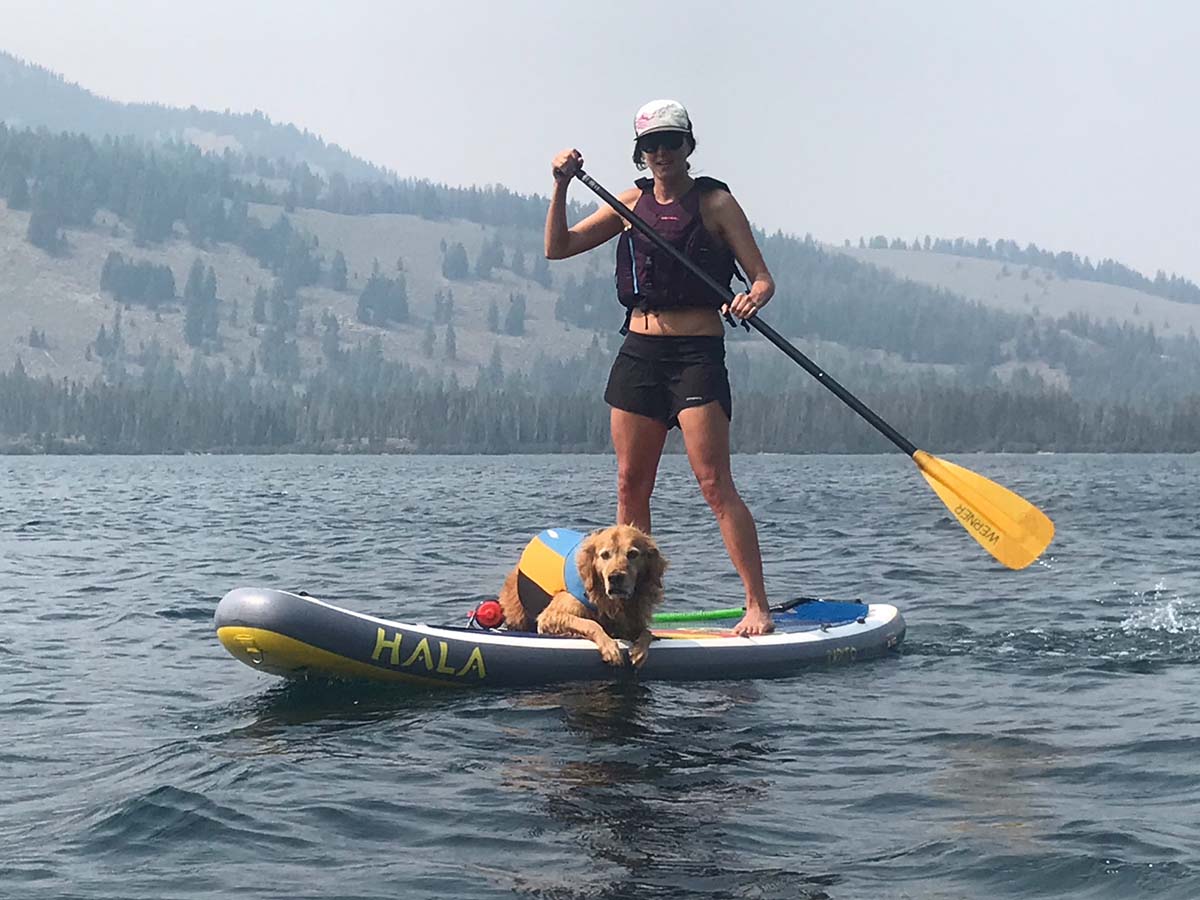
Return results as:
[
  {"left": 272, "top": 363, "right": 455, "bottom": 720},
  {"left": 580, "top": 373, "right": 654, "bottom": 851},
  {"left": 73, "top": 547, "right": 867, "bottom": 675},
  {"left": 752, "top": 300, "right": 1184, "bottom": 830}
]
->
[{"left": 732, "top": 605, "right": 774, "bottom": 636}]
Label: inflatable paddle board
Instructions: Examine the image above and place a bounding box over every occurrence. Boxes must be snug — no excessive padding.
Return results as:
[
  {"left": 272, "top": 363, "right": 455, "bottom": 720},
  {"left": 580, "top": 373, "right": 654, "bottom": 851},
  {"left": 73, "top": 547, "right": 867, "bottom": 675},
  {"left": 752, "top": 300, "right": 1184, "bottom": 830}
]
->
[{"left": 214, "top": 588, "right": 905, "bottom": 687}]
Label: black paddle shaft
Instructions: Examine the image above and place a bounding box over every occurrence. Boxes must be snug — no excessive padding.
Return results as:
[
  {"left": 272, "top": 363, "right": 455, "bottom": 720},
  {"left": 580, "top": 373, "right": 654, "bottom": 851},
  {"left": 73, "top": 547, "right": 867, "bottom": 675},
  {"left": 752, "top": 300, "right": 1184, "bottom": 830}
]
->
[{"left": 573, "top": 169, "right": 919, "bottom": 457}]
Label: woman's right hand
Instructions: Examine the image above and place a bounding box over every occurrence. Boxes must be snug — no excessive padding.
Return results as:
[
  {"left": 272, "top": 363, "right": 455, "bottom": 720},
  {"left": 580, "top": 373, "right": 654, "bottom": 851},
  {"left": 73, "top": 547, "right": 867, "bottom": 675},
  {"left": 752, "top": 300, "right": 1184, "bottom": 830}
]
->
[{"left": 552, "top": 148, "right": 583, "bottom": 184}]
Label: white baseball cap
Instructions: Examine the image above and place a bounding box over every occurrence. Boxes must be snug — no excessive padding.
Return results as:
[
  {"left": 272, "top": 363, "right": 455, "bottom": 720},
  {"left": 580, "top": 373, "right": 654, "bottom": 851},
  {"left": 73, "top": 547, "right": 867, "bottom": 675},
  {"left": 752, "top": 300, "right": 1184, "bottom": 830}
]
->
[{"left": 634, "top": 99, "right": 692, "bottom": 139}]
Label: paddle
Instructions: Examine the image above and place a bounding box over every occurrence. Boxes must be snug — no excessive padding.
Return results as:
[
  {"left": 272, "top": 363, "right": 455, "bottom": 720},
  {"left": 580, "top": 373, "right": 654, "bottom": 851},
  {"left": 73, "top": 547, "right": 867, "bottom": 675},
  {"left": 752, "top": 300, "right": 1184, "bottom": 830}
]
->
[{"left": 573, "top": 168, "right": 1055, "bottom": 570}]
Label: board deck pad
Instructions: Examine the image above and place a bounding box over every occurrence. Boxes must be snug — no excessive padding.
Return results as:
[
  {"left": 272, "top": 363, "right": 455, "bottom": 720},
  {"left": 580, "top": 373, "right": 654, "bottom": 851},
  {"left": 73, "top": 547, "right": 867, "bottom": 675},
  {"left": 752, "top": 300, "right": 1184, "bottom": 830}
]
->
[{"left": 471, "top": 600, "right": 867, "bottom": 640}]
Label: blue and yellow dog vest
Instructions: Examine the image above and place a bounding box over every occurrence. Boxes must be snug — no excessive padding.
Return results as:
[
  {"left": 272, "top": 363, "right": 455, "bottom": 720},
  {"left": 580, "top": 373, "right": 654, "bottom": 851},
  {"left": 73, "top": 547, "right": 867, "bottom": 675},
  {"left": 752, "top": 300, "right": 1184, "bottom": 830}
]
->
[{"left": 516, "top": 528, "right": 596, "bottom": 621}]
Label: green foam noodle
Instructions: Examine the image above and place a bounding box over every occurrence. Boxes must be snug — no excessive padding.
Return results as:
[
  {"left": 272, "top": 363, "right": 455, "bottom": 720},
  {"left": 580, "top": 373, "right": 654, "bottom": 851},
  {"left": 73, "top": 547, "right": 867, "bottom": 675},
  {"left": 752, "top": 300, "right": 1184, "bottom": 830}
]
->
[{"left": 652, "top": 607, "right": 744, "bottom": 623}]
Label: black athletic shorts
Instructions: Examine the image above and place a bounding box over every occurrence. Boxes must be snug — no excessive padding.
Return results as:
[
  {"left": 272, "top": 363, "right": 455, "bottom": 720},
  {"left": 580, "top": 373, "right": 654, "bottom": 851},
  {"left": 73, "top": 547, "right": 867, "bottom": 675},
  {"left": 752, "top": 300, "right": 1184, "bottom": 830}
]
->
[{"left": 604, "top": 332, "right": 732, "bottom": 429}]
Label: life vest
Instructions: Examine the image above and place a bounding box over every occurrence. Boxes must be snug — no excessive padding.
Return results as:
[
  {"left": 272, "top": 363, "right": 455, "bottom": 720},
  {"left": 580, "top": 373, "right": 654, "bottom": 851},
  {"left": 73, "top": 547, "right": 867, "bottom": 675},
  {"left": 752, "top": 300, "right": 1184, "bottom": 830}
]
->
[
  {"left": 614, "top": 176, "right": 740, "bottom": 326},
  {"left": 516, "top": 528, "right": 596, "bottom": 622}
]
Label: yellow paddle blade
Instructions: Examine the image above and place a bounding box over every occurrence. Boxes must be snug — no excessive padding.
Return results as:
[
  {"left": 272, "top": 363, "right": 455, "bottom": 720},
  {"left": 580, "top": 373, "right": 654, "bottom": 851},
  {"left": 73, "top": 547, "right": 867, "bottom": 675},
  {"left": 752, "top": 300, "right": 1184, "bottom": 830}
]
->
[{"left": 912, "top": 450, "right": 1055, "bottom": 570}]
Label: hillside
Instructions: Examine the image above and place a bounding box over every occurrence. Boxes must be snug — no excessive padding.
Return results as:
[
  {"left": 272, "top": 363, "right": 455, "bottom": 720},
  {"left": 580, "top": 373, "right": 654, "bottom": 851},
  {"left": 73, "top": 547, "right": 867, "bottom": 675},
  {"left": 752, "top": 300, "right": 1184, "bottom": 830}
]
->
[
  {"left": 0, "top": 195, "right": 899, "bottom": 392},
  {"left": 0, "top": 51, "right": 384, "bottom": 181},
  {"left": 4, "top": 116, "right": 1195, "bottom": 408},
  {"left": 837, "top": 246, "right": 1200, "bottom": 337},
  {"left": 8, "top": 173, "right": 1200, "bottom": 454},
  {"left": 0, "top": 197, "right": 609, "bottom": 384}
]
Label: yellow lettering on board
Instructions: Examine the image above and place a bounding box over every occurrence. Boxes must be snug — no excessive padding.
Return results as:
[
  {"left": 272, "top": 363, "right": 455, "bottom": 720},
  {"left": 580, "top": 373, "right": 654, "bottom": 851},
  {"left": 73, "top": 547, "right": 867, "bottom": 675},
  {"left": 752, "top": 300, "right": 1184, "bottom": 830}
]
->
[
  {"left": 456, "top": 646, "right": 486, "bottom": 680},
  {"left": 371, "top": 628, "right": 403, "bottom": 665},
  {"left": 401, "top": 637, "right": 434, "bottom": 671},
  {"left": 435, "top": 642, "right": 457, "bottom": 675}
]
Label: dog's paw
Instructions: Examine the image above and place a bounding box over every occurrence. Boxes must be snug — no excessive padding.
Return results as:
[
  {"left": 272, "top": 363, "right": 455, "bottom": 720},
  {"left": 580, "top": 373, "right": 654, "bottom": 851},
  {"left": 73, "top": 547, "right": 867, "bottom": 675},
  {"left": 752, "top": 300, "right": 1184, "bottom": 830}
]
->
[
  {"left": 597, "top": 637, "right": 625, "bottom": 666},
  {"left": 629, "top": 643, "right": 650, "bottom": 668}
]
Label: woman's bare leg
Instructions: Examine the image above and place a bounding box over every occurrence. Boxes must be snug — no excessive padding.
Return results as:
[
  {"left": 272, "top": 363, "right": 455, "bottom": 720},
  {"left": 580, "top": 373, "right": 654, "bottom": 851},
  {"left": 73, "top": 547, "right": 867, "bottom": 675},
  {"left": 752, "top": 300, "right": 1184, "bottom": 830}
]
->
[
  {"left": 610, "top": 408, "right": 669, "bottom": 532},
  {"left": 677, "top": 402, "right": 773, "bottom": 635}
]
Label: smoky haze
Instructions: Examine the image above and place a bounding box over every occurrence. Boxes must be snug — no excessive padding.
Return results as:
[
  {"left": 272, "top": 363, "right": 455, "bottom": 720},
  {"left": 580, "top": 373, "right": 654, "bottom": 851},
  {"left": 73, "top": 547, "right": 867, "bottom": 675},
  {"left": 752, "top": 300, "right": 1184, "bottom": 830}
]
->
[{"left": 3, "top": 0, "right": 1196, "bottom": 281}]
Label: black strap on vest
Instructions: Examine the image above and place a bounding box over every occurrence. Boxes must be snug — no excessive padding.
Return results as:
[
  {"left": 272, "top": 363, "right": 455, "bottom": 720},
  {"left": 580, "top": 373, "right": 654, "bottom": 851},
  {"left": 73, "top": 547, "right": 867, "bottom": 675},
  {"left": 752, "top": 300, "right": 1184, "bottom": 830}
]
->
[
  {"left": 723, "top": 264, "right": 752, "bottom": 331},
  {"left": 619, "top": 307, "right": 633, "bottom": 336},
  {"left": 698, "top": 178, "right": 751, "bottom": 331}
]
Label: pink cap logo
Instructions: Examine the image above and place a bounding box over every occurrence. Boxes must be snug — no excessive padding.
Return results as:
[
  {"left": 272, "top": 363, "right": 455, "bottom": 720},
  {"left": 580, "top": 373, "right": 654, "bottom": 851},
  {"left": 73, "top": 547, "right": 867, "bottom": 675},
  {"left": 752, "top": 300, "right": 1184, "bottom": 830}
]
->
[{"left": 634, "top": 99, "right": 691, "bottom": 137}]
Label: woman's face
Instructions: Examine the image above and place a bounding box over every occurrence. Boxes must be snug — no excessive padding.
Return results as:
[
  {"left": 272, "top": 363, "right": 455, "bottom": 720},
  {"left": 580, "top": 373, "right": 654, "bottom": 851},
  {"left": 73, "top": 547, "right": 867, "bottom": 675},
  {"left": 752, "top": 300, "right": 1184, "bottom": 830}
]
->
[{"left": 638, "top": 131, "right": 691, "bottom": 178}]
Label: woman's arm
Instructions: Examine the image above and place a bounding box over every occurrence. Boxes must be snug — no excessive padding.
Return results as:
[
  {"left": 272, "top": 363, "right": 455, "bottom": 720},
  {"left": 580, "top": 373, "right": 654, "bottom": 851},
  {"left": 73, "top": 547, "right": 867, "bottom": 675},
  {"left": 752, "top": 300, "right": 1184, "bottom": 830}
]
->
[
  {"left": 544, "top": 148, "right": 638, "bottom": 260},
  {"left": 703, "top": 190, "right": 775, "bottom": 319}
]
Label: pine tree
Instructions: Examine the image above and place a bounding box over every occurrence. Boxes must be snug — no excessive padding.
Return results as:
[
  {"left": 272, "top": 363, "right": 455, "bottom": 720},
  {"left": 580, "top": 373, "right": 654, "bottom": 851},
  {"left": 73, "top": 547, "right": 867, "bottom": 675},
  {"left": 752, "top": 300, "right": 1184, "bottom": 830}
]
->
[
  {"left": 504, "top": 292, "right": 526, "bottom": 336},
  {"left": 422, "top": 321, "right": 436, "bottom": 358},
  {"left": 475, "top": 235, "right": 504, "bottom": 279},
  {"left": 184, "top": 297, "right": 205, "bottom": 346},
  {"left": 487, "top": 300, "right": 499, "bottom": 333},
  {"left": 252, "top": 287, "right": 268, "bottom": 324},
  {"left": 184, "top": 258, "right": 205, "bottom": 303},
  {"left": 184, "top": 259, "right": 207, "bottom": 347},
  {"left": 26, "top": 183, "right": 63, "bottom": 253},
  {"left": 331, "top": 251, "right": 348, "bottom": 291},
  {"left": 320, "top": 311, "right": 340, "bottom": 363},
  {"left": 444, "top": 321, "right": 457, "bottom": 360},
  {"left": 111, "top": 307, "right": 123, "bottom": 354},
  {"left": 362, "top": 272, "right": 409, "bottom": 324},
  {"left": 148, "top": 265, "right": 176, "bottom": 308},
  {"left": 5, "top": 167, "right": 30, "bottom": 210},
  {"left": 94, "top": 324, "right": 113, "bottom": 359},
  {"left": 485, "top": 344, "right": 503, "bottom": 381},
  {"left": 442, "top": 242, "right": 469, "bottom": 279},
  {"left": 203, "top": 266, "right": 219, "bottom": 339},
  {"left": 388, "top": 273, "right": 409, "bottom": 322},
  {"left": 269, "top": 279, "right": 294, "bottom": 330},
  {"left": 356, "top": 288, "right": 374, "bottom": 325},
  {"left": 100, "top": 251, "right": 123, "bottom": 292}
]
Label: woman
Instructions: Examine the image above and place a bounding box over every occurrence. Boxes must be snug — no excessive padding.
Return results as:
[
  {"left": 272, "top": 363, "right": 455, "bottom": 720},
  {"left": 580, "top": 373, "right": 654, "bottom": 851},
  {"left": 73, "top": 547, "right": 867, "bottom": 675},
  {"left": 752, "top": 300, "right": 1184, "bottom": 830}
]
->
[{"left": 544, "top": 99, "right": 776, "bottom": 636}]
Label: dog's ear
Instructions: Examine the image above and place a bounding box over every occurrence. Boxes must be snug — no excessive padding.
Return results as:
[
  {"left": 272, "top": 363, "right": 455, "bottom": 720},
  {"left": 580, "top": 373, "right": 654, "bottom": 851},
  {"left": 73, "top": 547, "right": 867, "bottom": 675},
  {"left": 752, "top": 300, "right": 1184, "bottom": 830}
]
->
[
  {"left": 576, "top": 531, "right": 601, "bottom": 599},
  {"left": 637, "top": 535, "right": 668, "bottom": 598}
]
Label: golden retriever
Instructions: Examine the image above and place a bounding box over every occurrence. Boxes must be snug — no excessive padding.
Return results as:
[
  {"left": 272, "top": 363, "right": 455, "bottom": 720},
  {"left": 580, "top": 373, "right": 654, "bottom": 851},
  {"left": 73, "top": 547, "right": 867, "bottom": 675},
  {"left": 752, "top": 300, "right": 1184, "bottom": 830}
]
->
[{"left": 497, "top": 525, "right": 667, "bottom": 667}]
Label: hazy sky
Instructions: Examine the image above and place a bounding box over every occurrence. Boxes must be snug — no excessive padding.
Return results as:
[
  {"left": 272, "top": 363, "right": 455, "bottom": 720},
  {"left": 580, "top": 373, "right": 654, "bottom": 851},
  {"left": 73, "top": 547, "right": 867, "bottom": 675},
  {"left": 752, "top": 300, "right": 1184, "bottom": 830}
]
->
[{"left": 5, "top": 0, "right": 1198, "bottom": 280}]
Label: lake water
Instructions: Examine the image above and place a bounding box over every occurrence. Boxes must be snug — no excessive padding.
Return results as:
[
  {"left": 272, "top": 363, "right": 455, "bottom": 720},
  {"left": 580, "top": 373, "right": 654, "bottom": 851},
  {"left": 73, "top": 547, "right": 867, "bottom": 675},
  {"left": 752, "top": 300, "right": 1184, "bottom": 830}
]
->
[{"left": 3, "top": 453, "right": 1199, "bottom": 899}]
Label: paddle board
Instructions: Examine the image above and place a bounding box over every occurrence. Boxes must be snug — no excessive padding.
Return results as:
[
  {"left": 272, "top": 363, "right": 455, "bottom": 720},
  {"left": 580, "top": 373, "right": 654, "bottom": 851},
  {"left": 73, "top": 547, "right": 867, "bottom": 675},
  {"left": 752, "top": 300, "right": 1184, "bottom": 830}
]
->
[{"left": 214, "top": 588, "right": 905, "bottom": 687}]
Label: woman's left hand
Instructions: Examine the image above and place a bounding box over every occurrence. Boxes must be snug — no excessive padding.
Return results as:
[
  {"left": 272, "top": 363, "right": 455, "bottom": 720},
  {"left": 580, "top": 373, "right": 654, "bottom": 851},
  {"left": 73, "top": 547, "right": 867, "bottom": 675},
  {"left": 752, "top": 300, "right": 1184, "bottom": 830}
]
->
[{"left": 725, "top": 284, "right": 772, "bottom": 320}]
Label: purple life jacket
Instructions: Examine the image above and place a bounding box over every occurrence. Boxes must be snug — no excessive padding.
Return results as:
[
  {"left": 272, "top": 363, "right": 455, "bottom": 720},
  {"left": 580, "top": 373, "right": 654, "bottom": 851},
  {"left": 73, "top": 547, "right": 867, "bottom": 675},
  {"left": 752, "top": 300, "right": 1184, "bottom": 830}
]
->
[{"left": 615, "top": 176, "right": 740, "bottom": 324}]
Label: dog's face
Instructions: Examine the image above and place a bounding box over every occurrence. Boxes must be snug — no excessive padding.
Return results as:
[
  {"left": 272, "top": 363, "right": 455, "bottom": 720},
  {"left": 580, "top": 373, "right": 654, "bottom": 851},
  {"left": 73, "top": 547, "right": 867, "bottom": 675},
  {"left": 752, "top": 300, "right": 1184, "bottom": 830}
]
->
[{"left": 577, "top": 524, "right": 667, "bottom": 611}]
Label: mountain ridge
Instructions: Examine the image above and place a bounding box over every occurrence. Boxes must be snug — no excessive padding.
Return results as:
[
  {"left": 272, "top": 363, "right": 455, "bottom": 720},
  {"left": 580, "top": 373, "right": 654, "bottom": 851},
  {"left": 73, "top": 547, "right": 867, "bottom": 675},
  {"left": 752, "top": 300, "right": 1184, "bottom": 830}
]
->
[{"left": 0, "top": 50, "right": 387, "bottom": 182}]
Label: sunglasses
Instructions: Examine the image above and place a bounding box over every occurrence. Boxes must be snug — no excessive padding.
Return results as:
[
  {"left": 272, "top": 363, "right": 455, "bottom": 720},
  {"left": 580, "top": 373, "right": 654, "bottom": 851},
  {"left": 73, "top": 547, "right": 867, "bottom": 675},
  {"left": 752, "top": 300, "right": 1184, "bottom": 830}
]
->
[{"left": 637, "top": 132, "right": 687, "bottom": 154}]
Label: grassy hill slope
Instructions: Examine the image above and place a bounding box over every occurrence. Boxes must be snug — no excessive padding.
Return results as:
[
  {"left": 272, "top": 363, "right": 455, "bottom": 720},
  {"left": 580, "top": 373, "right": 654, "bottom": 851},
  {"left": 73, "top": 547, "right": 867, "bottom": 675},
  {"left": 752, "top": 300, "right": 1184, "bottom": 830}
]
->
[
  {"left": 0, "top": 198, "right": 946, "bottom": 395},
  {"left": 836, "top": 246, "right": 1200, "bottom": 337},
  {"left": 0, "top": 197, "right": 617, "bottom": 384}
]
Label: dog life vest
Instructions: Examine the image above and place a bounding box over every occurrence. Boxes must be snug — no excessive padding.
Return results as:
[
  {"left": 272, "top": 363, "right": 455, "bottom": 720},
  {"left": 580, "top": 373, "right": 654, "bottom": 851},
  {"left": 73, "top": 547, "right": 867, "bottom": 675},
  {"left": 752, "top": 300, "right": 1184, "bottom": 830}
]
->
[
  {"left": 614, "top": 176, "right": 742, "bottom": 332},
  {"left": 516, "top": 528, "right": 596, "bottom": 621}
]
